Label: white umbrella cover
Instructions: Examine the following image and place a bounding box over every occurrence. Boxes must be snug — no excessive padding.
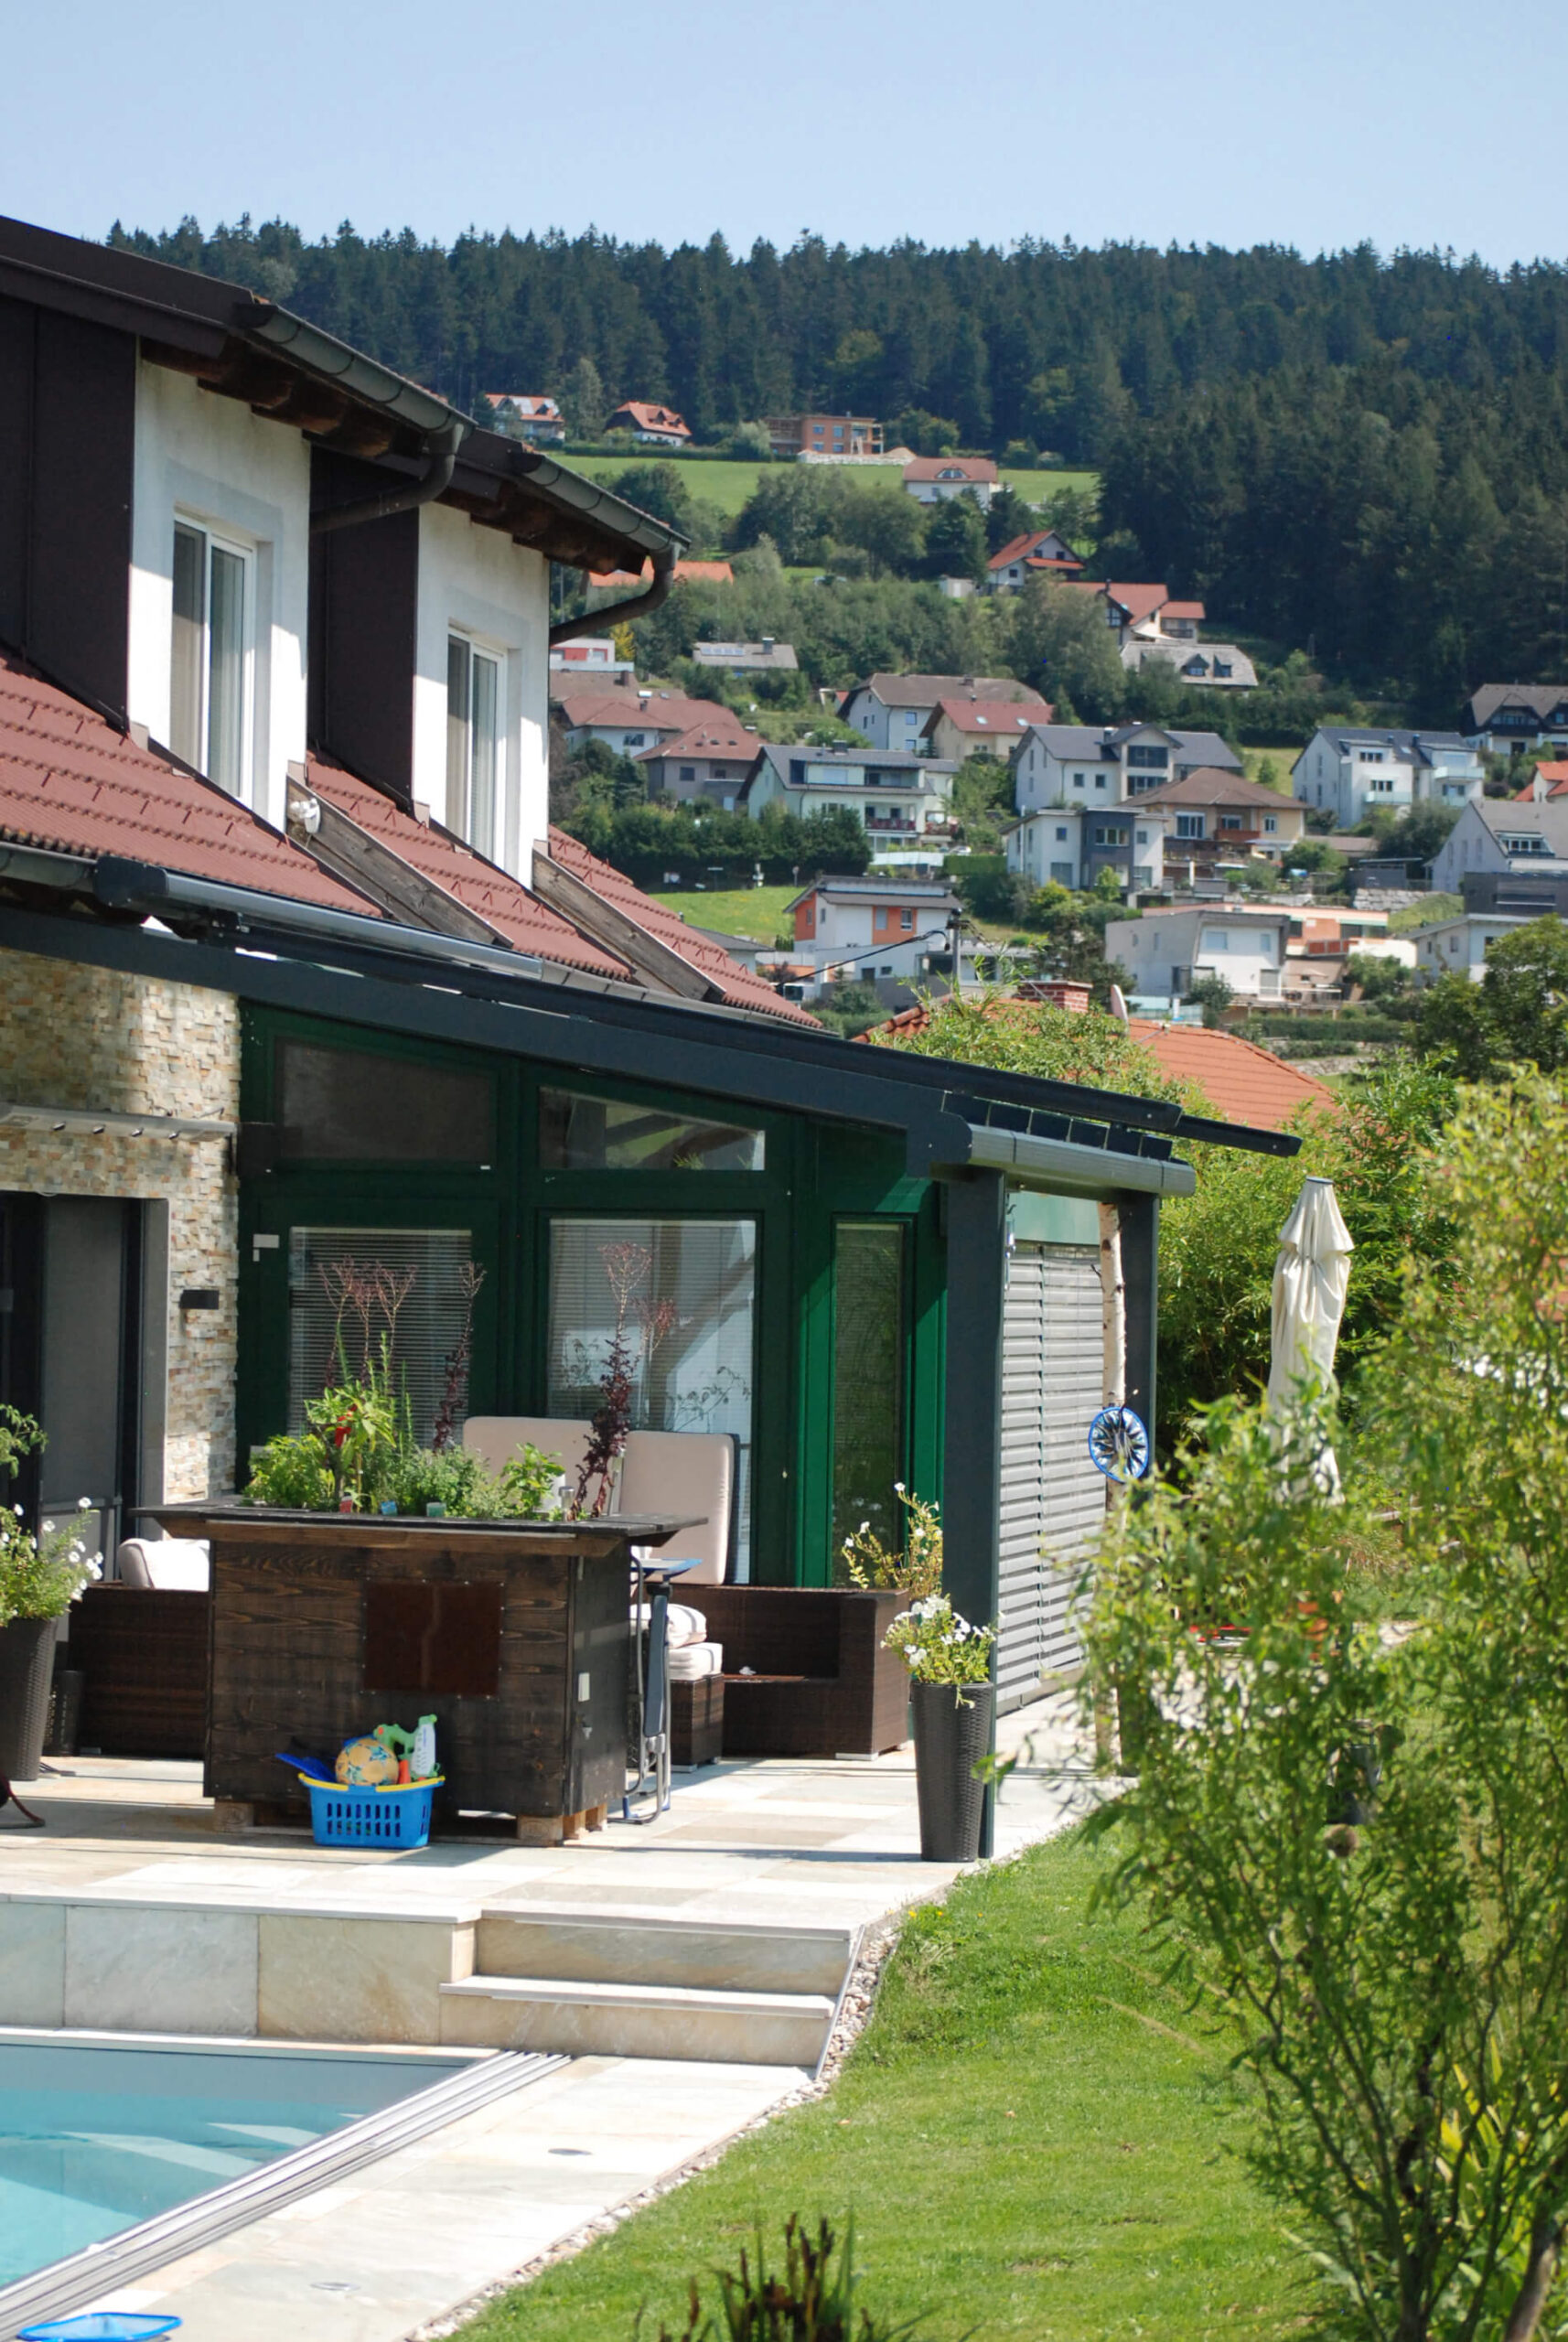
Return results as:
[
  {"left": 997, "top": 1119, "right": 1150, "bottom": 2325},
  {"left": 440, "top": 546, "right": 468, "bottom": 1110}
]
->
[{"left": 1267, "top": 1176, "right": 1355, "bottom": 1488}]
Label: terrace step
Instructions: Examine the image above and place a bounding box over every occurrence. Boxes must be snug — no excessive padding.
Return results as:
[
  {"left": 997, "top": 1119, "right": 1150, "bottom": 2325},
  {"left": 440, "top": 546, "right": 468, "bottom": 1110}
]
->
[
  {"left": 475, "top": 1908, "right": 854, "bottom": 1999},
  {"left": 438, "top": 1973, "right": 835, "bottom": 2067}
]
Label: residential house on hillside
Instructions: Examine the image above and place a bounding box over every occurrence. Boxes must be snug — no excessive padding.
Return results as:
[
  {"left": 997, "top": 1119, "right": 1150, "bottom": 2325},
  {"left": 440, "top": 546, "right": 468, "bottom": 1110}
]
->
[
  {"left": 1138, "top": 769, "right": 1306, "bottom": 872},
  {"left": 789, "top": 877, "right": 961, "bottom": 987},
  {"left": 482, "top": 394, "right": 565, "bottom": 444},
  {"left": 768, "top": 414, "right": 883, "bottom": 459},
  {"left": 1122, "top": 638, "right": 1257, "bottom": 689},
  {"left": 549, "top": 635, "right": 635, "bottom": 683},
  {"left": 901, "top": 457, "right": 997, "bottom": 510},
  {"left": 692, "top": 639, "right": 799, "bottom": 676},
  {"left": 1515, "top": 761, "right": 1568, "bottom": 800},
  {"left": 1413, "top": 864, "right": 1568, "bottom": 980},
  {"left": 1004, "top": 803, "right": 1168, "bottom": 897},
  {"left": 1292, "top": 727, "right": 1484, "bottom": 828},
  {"left": 0, "top": 213, "right": 1295, "bottom": 1749},
  {"left": 1107, "top": 907, "right": 1293, "bottom": 1001},
  {"left": 1461, "top": 683, "right": 1568, "bottom": 755},
  {"left": 639, "top": 714, "right": 760, "bottom": 809},
  {"left": 1066, "top": 583, "right": 1205, "bottom": 649},
  {"left": 741, "top": 744, "right": 959, "bottom": 845},
  {"left": 554, "top": 688, "right": 715, "bottom": 757},
  {"left": 1014, "top": 722, "right": 1241, "bottom": 813},
  {"left": 605, "top": 401, "right": 691, "bottom": 446},
  {"left": 921, "top": 693, "right": 1052, "bottom": 763},
  {"left": 985, "top": 531, "right": 1084, "bottom": 593},
  {"left": 1430, "top": 800, "right": 1568, "bottom": 892},
  {"left": 841, "top": 671, "right": 1040, "bottom": 751},
  {"left": 1412, "top": 912, "right": 1537, "bottom": 982}
]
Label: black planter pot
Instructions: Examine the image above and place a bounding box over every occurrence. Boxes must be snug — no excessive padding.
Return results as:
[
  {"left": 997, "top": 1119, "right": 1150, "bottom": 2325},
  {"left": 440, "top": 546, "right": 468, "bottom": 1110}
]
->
[
  {"left": 0, "top": 1615, "right": 59, "bottom": 1780},
  {"left": 910, "top": 1678, "right": 993, "bottom": 1863}
]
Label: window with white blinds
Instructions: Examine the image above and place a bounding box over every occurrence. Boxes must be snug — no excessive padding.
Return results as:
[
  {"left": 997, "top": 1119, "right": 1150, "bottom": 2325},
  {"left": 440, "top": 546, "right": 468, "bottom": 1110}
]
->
[
  {"left": 547, "top": 1219, "right": 756, "bottom": 1574},
  {"left": 287, "top": 1228, "right": 474, "bottom": 1446}
]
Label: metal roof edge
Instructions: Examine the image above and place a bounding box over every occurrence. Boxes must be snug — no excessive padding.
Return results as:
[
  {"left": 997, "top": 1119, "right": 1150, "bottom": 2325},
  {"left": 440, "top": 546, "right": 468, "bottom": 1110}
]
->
[{"left": 959, "top": 1123, "right": 1197, "bottom": 1198}]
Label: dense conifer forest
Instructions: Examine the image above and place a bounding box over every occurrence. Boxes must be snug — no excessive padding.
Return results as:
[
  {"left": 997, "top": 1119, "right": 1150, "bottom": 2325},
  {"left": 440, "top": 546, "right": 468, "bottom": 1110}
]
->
[{"left": 112, "top": 219, "right": 1568, "bottom": 705}]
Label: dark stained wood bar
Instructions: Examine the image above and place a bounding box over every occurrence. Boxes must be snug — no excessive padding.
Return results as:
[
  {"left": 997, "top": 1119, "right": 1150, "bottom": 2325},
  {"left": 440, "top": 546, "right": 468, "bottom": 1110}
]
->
[{"left": 145, "top": 1506, "right": 697, "bottom": 1842}]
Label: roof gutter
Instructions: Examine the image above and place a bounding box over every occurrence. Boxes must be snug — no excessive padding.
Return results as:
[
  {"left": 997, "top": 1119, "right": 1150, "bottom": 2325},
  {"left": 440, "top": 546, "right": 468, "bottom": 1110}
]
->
[
  {"left": 548, "top": 547, "right": 680, "bottom": 649},
  {"left": 311, "top": 418, "right": 466, "bottom": 536}
]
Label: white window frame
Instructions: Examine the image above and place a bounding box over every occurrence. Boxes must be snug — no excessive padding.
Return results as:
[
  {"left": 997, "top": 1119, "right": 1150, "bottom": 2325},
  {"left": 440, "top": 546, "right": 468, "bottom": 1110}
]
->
[
  {"left": 169, "top": 512, "right": 256, "bottom": 800},
  {"left": 446, "top": 628, "right": 506, "bottom": 860}
]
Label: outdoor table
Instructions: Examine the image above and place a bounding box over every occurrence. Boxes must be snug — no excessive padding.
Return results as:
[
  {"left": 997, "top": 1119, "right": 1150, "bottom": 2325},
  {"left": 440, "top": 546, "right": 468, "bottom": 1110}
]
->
[{"left": 143, "top": 1504, "right": 701, "bottom": 1842}]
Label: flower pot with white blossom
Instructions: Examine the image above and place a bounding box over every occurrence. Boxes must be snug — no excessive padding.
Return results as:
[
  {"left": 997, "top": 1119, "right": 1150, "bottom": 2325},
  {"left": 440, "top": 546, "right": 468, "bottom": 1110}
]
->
[
  {"left": 0, "top": 1410, "right": 102, "bottom": 1782},
  {"left": 884, "top": 1594, "right": 996, "bottom": 1863}
]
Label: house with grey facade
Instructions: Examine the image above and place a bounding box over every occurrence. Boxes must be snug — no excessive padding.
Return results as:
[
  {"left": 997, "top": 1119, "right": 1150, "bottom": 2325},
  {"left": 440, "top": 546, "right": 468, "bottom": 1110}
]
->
[
  {"left": 740, "top": 743, "right": 958, "bottom": 845},
  {"left": 1291, "top": 727, "right": 1483, "bottom": 829},
  {"left": 1013, "top": 723, "right": 1241, "bottom": 817},
  {"left": 1430, "top": 799, "right": 1568, "bottom": 893}
]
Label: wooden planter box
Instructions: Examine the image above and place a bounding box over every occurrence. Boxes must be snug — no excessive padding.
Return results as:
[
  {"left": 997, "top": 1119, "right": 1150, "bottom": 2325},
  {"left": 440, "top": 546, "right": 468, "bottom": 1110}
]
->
[
  {"left": 145, "top": 1505, "right": 695, "bottom": 1842},
  {"left": 701, "top": 1586, "right": 910, "bottom": 1757},
  {"left": 64, "top": 1586, "right": 209, "bottom": 1758}
]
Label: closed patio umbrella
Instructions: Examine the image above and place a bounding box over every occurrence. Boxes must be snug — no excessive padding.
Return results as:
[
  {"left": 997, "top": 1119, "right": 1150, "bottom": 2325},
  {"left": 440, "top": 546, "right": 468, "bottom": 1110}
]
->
[{"left": 1267, "top": 1176, "right": 1355, "bottom": 1491}]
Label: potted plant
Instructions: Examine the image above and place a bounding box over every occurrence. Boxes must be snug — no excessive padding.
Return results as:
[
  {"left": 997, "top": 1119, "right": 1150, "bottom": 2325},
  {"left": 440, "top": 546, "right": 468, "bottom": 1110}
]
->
[
  {"left": 0, "top": 1407, "right": 102, "bottom": 1780},
  {"left": 884, "top": 1587, "right": 996, "bottom": 1863}
]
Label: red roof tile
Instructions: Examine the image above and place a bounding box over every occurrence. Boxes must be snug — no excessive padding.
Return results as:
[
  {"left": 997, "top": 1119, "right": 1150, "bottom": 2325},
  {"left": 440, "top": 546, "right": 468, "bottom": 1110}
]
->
[
  {"left": 637, "top": 718, "right": 758, "bottom": 763},
  {"left": 589, "top": 559, "right": 734, "bottom": 588},
  {"left": 0, "top": 656, "right": 371, "bottom": 912},
  {"left": 902, "top": 456, "right": 998, "bottom": 484},
  {"left": 305, "top": 756, "right": 630, "bottom": 980},
  {"left": 1103, "top": 583, "right": 1170, "bottom": 625},
  {"left": 607, "top": 402, "right": 691, "bottom": 438},
  {"left": 545, "top": 829, "right": 820, "bottom": 1026},
  {"left": 554, "top": 690, "right": 714, "bottom": 734},
  {"left": 1517, "top": 762, "right": 1568, "bottom": 800},
  {"left": 928, "top": 693, "right": 1052, "bottom": 736}
]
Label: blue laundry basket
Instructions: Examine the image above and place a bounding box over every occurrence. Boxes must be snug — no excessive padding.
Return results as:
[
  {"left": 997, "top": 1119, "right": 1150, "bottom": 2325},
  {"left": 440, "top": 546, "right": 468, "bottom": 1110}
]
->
[{"left": 299, "top": 1773, "right": 442, "bottom": 1849}]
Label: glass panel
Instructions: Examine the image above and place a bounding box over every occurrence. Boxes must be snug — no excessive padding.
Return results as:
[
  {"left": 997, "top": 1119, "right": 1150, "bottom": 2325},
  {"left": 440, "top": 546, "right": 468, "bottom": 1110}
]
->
[
  {"left": 539, "top": 1090, "right": 764, "bottom": 1172},
  {"left": 446, "top": 635, "right": 471, "bottom": 837},
  {"left": 286, "top": 1228, "right": 475, "bottom": 1445},
  {"left": 206, "top": 545, "right": 245, "bottom": 794},
  {"left": 547, "top": 1219, "right": 756, "bottom": 1574},
  {"left": 276, "top": 1040, "right": 494, "bottom": 1162},
  {"left": 169, "top": 523, "right": 204, "bottom": 768},
  {"left": 830, "top": 1221, "right": 906, "bottom": 1576},
  {"left": 469, "top": 650, "right": 499, "bottom": 858}
]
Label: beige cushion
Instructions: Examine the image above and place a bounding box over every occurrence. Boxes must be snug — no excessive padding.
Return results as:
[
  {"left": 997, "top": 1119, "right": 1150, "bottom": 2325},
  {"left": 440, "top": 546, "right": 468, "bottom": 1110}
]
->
[
  {"left": 462, "top": 1417, "right": 599, "bottom": 1499},
  {"left": 115, "top": 1536, "right": 210, "bottom": 1591},
  {"left": 617, "top": 1430, "right": 735, "bottom": 1587},
  {"left": 668, "top": 1641, "right": 724, "bottom": 1681}
]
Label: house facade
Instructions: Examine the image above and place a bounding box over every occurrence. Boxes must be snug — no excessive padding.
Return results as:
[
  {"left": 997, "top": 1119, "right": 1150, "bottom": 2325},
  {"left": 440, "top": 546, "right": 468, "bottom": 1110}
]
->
[
  {"left": 1005, "top": 807, "right": 1168, "bottom": 897},
  {"left": 985, "top": 531, "right": 1084, "bottom": 593},
  {"left": 1014, "top": 723, "right": 1241, "bottom": 814},
  {"left": 0, "top": 215, "right": 1298, "bottom": 1744},
  {"left": 921, "top": 693, "right": 1051, "bottom": 763},
  {"left": 482, "top": 394, "right": 565, "bottom": 444},
  {"left": 901, "top": 457, "right": 997, "bottom": 510},
  {"left": 741, "top": 744, "right": 959, "bottom": 845},
  {"left": 1430, "top": 800, "right": 1568, "bottom": 892},
  {"left": 1292, "top": 727, "right": 1485, "bottom": 828},
  {"left": 691, "top": 639, "right": 799, "bottom": 677},
  {"left": 768, "top": 414, "right": 883, "bottom": 459},
  {"left": 841, "top": 672, "right": 1041, "bottom": 751},
  {"left": 1412, "top": 913, "right": 1536, "bottom": 982},
  {"left": 639, "top": 717, "right": 760, "bottom": 809},
  {"left": 1461, "top": 684, "right": 1568, "bottom": 755},
  {"left": 554, "top": 688, "right": 714, "bottom": 757},
  {"left": 605, "top": 402, "right": 691, "bottom": 446},
  {"left": 1138, "top": 769, "right": 1306, "bottom": 870},
  {"left": 1121, "top": 639, "right": 1258, "bottom": 690},
  {"left": 1106, "top": 907, "right": 1293, "bottom": 1001},
  {"left": 789, "top": 877, "right": 961, "bottom": 983}
]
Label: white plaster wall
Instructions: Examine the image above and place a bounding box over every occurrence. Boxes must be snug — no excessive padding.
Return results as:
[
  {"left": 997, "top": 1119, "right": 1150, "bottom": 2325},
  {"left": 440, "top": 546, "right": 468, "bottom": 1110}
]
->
[
  {"left": 412, "top": 503, "right": 550, "bottom": 882},
  {"left": 128, "top": 362, "right": 310, "bottom": 833}
]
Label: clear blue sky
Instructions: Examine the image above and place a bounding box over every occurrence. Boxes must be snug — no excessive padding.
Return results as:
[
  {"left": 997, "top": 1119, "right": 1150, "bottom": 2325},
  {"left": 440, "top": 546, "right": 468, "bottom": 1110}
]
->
[{"left": 6, "top": 0, "right": 1563, "bottom": 268}]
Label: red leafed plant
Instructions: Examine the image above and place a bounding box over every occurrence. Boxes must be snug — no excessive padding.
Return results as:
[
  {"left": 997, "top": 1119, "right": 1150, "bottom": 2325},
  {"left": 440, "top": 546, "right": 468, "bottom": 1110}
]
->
[{"left": 573, "top": 1241, "right": 676, "bottom": 1517}]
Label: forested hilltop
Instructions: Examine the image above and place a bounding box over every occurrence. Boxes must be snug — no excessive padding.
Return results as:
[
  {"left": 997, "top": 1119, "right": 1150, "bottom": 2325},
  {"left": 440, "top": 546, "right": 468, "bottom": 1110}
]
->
[
  {"left": 109, "top": 218, "right": 1568, "bottom": 460},
  {"left": 111, "top": 218, "right": 1568, "bottom": 712}
]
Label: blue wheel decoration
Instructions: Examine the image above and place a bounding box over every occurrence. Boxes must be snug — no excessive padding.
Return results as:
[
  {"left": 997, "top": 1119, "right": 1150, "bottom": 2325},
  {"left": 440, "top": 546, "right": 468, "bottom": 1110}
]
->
[{"left": 1088, "top": 1404, "right": 1151, "bottom": 1483}]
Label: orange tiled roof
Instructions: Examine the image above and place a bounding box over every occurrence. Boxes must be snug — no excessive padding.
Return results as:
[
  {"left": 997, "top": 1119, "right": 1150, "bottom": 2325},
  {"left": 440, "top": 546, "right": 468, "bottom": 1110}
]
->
[{"left": 929, "top": 693, "right": 1052, "bottom": 736}]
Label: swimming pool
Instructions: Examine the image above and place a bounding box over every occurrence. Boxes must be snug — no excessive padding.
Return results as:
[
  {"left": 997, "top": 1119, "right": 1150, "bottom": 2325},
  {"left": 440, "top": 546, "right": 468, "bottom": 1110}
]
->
[{"left": 0, "top": 2037, "right": 473, "bottom": 2285}]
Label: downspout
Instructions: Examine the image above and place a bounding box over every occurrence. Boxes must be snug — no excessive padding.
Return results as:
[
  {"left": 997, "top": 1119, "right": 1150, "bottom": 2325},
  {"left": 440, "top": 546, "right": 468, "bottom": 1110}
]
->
[
  {"left": 311, "top": 419, "right": 466, "bottom": 535},
  {"left": 547, "top": 548, "right": 679, "bottom": 648}
]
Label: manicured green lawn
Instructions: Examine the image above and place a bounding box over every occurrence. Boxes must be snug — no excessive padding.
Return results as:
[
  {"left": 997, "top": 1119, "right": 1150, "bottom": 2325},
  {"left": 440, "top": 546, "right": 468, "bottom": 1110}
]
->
[
  {"left": 459, "top": 1833, "right": 1307, "bottom": 2342},
  {"left": 562, "top": 454, "right": 1098, "bottom": 521},
  {"left": 1239, "top": 745, "right": 1294, "bottom": 792},
  {"left": 650, "top": 885, "right": 797, "bottom": 942}
]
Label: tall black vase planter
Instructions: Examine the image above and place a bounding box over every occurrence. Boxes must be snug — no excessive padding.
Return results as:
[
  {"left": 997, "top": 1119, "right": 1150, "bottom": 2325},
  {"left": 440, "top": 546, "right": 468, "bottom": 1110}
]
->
[
  {"left": 910, "top": 1678, "right": 993, "bottom": 1862},
  {"left": 0, "top": 1616, "right": 58, "bottom": 1780}
]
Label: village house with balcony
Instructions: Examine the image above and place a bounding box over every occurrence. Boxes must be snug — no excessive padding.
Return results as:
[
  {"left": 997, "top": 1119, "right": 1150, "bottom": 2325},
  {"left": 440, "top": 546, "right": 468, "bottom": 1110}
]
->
[
  {"left": 1460, "top": 683, "right": 1568, "bottom": 756},
  {"left": 841, "top": 671, "right": 1042, "bottom": 751},
  {"left": 788, "top": 876, "right": 962, "bottom": 989},
  {"left": 984, "top": 530, "right": 1084, "bottom": 593},
  {"left": 1292, "top": 725, "right": 1484, "bottom": 828},
  {"left": 1106, "top": 906, "right": 1294, "bottom": 1002},
  {"left": 739, "top": 743, "right": 959, "bottom": 844},
  {"left": 919, "top": 692, "right": 1051, "bottom": 762},
  {"left": 1137, "top": 768, "right": 1306, "bottom": 876},
  {"left": 1013, "top": 721, "right": 1241, "bottom": 813},
  {"left": 1004, "top": 804, "right": 1168, "bottom": 897}
]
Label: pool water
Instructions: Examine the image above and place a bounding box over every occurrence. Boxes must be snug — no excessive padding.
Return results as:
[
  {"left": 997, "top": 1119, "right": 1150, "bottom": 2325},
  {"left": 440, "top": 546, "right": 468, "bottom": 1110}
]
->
[{"left": 0, "top": 2039, "right": 470, "bottom": 2284}]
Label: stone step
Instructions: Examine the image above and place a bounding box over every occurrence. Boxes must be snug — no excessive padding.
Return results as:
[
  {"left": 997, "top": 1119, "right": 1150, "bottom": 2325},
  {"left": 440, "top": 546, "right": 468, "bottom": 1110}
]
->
[
  {"left": 439, "top": 1973, "right": 835, "bottom": 2067},
  {"left": 476, "top": 1907, "right": 853, "bottom": 1999}
]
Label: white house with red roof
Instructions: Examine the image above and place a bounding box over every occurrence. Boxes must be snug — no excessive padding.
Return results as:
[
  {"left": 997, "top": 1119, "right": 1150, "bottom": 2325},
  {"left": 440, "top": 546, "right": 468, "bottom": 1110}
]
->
[
  {"left": 901, "top": 456, "right": 997, "bottom": 510},
  {"left": 554, "top": 687, "right": 716, "bottom": 757},
  {"left": 605, "top": 401, "right": 692, "bottom": 446},
  {"left": 920, "top": 693, "right": 1052, "bottom": 762},
  {"left": 840, "top": 671, "right": 1042, "bottom": 750},
  {"left": 985, "top": 530, "right": 1084, "bottom": 593},
  {"left": 482, "top": 394, "right": 564, "bottom": 444}
]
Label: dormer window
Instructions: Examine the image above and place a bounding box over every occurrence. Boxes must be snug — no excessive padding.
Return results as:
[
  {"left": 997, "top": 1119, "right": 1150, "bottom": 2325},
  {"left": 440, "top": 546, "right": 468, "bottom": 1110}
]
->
[
  {"left": 170, "top": 518, "right": 252, "bottom": 798},
  {"left": 446, "top": 632, "right": 501, "bottom": 859}
]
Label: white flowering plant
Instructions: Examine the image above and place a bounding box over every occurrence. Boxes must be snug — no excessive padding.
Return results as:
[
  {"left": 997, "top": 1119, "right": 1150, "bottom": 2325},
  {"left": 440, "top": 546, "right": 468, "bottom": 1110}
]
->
[
  {"left": 0, "top": 1499, "right": 102, "bottom": 1624},
  {"left": 840, "top": 1486, "right": 944, "bottom": 1601},
  {"left": 883, "top": 1593, "right": 995, "bottom": 1687}
]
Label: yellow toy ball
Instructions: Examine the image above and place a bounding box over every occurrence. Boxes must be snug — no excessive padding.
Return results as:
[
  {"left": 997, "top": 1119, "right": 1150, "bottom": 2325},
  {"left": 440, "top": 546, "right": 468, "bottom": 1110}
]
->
[{"left": 337, "top": 1735, "right": 399, "bottom": 1788}]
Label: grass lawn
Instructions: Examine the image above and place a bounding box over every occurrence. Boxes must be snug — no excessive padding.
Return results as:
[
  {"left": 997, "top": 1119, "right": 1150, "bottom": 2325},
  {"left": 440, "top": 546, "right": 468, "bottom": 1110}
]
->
[
  {"left": 561, "top": 454, "right": 1099, "bottom": 523},
  {"left": 650, "top": 884, "right": 796, "bottom": 943},
  {"left": 1238, "top": 745, "right": 1295, "bottom": 793},
  {"left": 1391, "top": 892, "right": 1460, "bottom": 931},
  {"left": 460, "top": 1832, "right": 1306, "bottom": 2342}
]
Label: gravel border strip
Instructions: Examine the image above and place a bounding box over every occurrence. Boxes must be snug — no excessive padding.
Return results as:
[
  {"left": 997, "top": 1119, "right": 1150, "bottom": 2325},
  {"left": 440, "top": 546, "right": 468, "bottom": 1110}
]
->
[{"left": 403, "top": 1908, "right": 907, "bottom": 2341}]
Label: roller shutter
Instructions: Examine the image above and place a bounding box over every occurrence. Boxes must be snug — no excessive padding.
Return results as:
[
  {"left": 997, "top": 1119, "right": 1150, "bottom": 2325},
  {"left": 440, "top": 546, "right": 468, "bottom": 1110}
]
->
[{"left": 997, "top": 1241, "right": 1106, "bottom": 1711}]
